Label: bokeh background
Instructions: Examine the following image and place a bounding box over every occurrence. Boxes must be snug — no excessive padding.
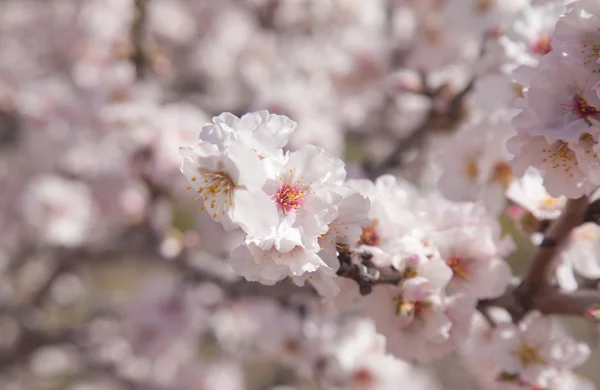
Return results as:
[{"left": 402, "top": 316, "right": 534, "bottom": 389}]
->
[{"left": 0, "top": 0, "right": 598, "bottom": 389}]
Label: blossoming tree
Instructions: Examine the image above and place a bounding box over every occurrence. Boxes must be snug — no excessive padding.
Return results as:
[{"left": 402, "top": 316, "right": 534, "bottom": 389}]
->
[{"left": 2, "top": 0, "right": 600, "bottom": 389}]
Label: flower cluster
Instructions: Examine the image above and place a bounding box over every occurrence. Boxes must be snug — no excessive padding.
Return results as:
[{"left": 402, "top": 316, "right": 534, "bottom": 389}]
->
[
  {"left": 180, "top": 111, "right": 370, "bottom": 296},
  {"left": 182, "top": 127, "right": 519, "bottom": 364},
  {"left": 461, "top": 310, "right": 593, "bottom": 390},
  {"left": 509, "top": 0, "right": 600, "bottom": 198},
  {"left": 334, "top": 177, "right": 515, "bottom": 363}
]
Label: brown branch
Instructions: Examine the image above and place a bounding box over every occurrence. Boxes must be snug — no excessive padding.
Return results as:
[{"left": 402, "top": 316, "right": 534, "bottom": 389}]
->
[
  {"left": 366, "top": 78, "right": 475, "bottom": 179},
  {"left": 131, "top": 0, "right": 149, "bottom": 79},
  {"left": 335, "top": 249, "right": 402, "bottom": 295},
  {"left": 533, "top": 288, "right": 600, "bottom": 318},
  {"left": 478, "top": 282, "right": 528, "bottom": 321},
  {"left": 584, "top": 197, "right": 600, "bottom": 225},
  {"left": 520, "top": 196, "right": 589, "bottom": 299},
  {"left": 334, "top": 195, "right": 599, "bottom": 324},
  {"left": 480, "top": 285, "right": 600, "bottom": 322},
  {"left": 480, "top": 197, "right": 596, "bottom": 322}
]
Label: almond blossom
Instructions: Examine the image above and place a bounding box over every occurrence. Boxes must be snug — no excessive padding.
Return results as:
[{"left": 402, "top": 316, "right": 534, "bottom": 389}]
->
[
  {"left": 180, "top": 140, "right": 275, "bottom": 233},
  {"left": 506, "top": 167, "right": 567, "bottom": 221},
  {"left": 499, "top": 1, "right": 565, "bottom": 68},
  {"left": 335, "top": 238, "right": 472, "bottom": 363},
  {"left": 492, "top": 311, "right": 590, "bottom": 388},
  {"left": 437, "top": 111, "right": 517, "bottom": 214},
  {"left": 346, "top": 175, "right": 420, "bottom": 262},
  {"left": 554, "top": 0, "right": 600, "bottom": 74},
  {"left": 430, "top": 225, "right": 513, "bottom": 299},
  {"left": 198, "top": 110, "right": 297, "bottom": 158},
  {"left": 509, "top": 50, "right": 600, "bottom": 197},
  {"left": 320, "top": 319, "right": 442, "bottom": 390},
  {"left": 555, "top": 222, "right": 600, "bottom": 291},
  {"left": 229, "top": 145, "right": 347, "bottom": 287}
]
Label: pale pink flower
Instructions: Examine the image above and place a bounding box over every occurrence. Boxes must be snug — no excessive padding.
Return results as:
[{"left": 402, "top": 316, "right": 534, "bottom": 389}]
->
[
  {"left": 198, "top": 110, "right": 297, "bottom": 158},
  {"left": 431, "top": 226, "right": 512, "bottom": 299},
  {"left": 179, "top": 140, "right": 275, "bottom": 233},
  {"left": 554, "top": 0, "right": 600, "bottom": 73},
  {"left": 500, "top": 1, "right": 565, "bottom": 68},
  {"left": 229, "top": 242, "right": 327, "bottom": 286},
  {"left": 556, "top": 222, "right": 600, "bottom": 291},
  {"left": 437, "top": 111, "right": 516, "bottom": 214},
  {"left": 508, "top": 134, "right": 595, "bottom": 198},
  {"left": 346, "top": 175, "right": 420, "bottom": 258},
  {"left": 512, "top": 52, "right": 600, "bottom": 143},
  {"left": 506, "top": 167, "right": 567, "bottom": 220},
  {"left": 492, "top": 311, "right": 590, "bottom": 388}
]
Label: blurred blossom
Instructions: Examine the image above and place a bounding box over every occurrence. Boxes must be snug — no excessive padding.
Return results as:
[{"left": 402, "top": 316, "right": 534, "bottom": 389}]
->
[
  {"left": 30, "top": 345, "right": 81, "bottom": 377},
  {"left": 20, "top": 175, "right": 96, "bottom": 247}
]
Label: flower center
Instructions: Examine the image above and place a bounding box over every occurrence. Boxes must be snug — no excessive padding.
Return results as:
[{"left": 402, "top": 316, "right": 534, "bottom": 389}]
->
[
  {"left": 393, "top": 296, "right": 429, "bottom": 318},
  {"left": 359, "top": 220, "right": 380, "bottom": 246},
  {"left": 582, "top": 35, "right": 600, "bottom": 71},
  {"left": 530, "top": 34, "right": 552, "bottom": 56},
  {"left": 352, "top": 368, "right": 375, "bottom": 387},
  {"left": 274, "top": 182, "right": 304, "bottom": 215},
  {"left": 198, "top": 171, "right": 235, "bottom": 196},
  {"left": 513, "top": 83, "right": 524, "bottom": 99},
  {"left": 465, "top": 159, "right": 479, "bottom": 180},
  {"left": 579, "top": 225, "right": 599, "bottom": 241},
  {"left": 491, "top": 161, "right": 513, "bottom": 187},
  {"left": 541, "top": 140, "right": 577, "bottom": 176},
  {"left": 191, "top": 171, "right": 236, "bottom": 218},
  {"left": 514, "top": 344, "right": 544, "bottom": 367},
  {"left": 446, "top": 254, "right": 470, "bottom": 280},
  {"left": 569, "top": 93, "right": 598, "bottom": 120},
  {"left": 282, "top": 338, "right": 300, "bottom": 355},
  {"left": 539, "top": 196, "right": 559, "bottom": 210},
  {"left": 474, "top": 0, "right": 493, "bottom": 13}
]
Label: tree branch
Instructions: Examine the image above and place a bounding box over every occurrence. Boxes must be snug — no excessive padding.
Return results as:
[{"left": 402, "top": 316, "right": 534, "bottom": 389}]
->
[
  {"left": 520, "top": 196, "right": 589, "bottom": 299},
  {"left": 131, "top": 0, "right": 149, "bottom": 79},
  {"left": 533, "top": 288, "right": 600, "bottom": 318},
  {"left": 481, "top": 196, "right": 597, "bottom": 322},
  {"left": 335, "top": 249, "right": 402, "bottom": 295},
  {"left": 366, "top": 78, "right": 474, "bottom": 179}
]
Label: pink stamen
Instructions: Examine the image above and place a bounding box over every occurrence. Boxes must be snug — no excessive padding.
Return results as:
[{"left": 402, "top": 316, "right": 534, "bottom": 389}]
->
[
  {"left": 274, "top": 182, "right": 304, "bottom": 215},
  {"left": 569, "top": 94, "right": 598, "bottom": 120},
  {"left": 530, "top": 34, "right": 552, "bottom": 56}
]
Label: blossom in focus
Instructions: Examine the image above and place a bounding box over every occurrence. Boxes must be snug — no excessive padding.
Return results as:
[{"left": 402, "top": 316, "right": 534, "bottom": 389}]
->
[
  {"left": 346, "top": 175, "right": 420, "bottom": 262},
  {"left": 336, "top": 244, "right": 472, "bottom": 363},
  {"left": 198, "top": 110, "right": 297, "bottom": 158},
  {"left": 180, "top": 140, "right": 275, "bottom": 232}
]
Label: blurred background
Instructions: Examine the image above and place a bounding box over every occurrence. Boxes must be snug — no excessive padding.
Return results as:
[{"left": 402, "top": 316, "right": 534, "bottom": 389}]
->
[{"left": 0, "top": 0, "right": 598, "bottom": 389}]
